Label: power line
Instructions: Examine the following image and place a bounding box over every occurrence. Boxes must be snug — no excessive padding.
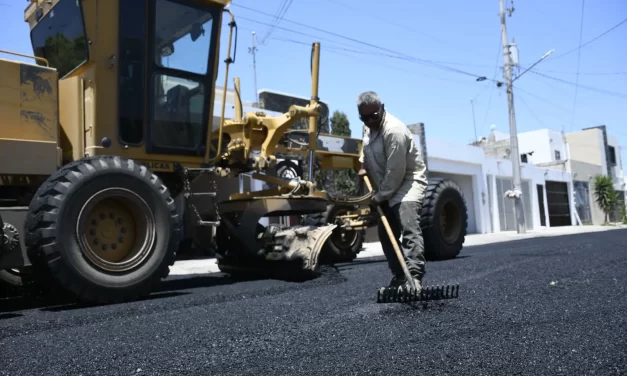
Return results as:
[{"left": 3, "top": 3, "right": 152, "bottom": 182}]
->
[
  {"left": 525, "top": 69, "right": 627, "bottom": 99},
  {"left": 257, "top": 0, "right": 294, "bottom": 45},
  {"left": 320, "top": 0, "right": 494, "bottom": 65},
  {"left": 236, "top": 17, "right": 368, "bottom": 52},
  {"left": 269, "top": 35, "right": 491, "bottom": 69},
  {"left": 268, "top": 36, "right": 482, "bottom": 88},
  {"left": 235, "top": 12, "right": 492, "bottom": 79},
  {"left": 513, "top": 85, "right": 603, "bottom": 126},
  {"left": 548, "top": 16, "right": 627, "bottom": 61},
  {"left": 570, "top": 0, "right": 585, "bottom": 132},
  {"left": 232, "top": 4, "right": 494, "bottom": 82},
  {"left": 530, "top": 69, "right": 627, "bottom": 76},
  {"left": 516, "top": 92, "right": 550, "bottom": 129}
]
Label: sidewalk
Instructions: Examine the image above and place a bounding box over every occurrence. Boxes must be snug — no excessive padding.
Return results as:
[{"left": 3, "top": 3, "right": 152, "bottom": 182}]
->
[{"left": 168, "top": 224, "right": 626, "bottom": 276}]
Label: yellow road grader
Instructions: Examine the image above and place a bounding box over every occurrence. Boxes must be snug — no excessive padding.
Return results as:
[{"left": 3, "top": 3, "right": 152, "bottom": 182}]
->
[{"left": 0, "top": 0, "right": 468, "bottom": 304}]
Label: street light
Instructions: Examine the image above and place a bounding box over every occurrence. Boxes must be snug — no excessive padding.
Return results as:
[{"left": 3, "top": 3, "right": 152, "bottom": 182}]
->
[{"left": 512, "top": 49, "right": 555, "bottom": 83}]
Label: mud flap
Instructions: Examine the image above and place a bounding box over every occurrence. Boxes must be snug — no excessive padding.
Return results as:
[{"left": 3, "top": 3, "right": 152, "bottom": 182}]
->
[{"left": 265, "top": 224, "right": 338, "bottom": 273}]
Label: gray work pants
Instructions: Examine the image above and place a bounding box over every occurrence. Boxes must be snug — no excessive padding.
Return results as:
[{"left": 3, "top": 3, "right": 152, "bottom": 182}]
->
[{"left": 377, "top": 201, "right": 426, "bottom": 279}]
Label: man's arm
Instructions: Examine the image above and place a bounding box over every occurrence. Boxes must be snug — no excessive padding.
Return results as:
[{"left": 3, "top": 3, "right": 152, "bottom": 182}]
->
[{"left": 373, "top": 130, "right": 408, "bottom": 203}]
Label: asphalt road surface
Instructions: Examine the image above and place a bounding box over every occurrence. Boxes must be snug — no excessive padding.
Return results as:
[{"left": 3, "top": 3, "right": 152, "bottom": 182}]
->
[{"left": 2, "top": 229, "right": 626, "bottom": 376}]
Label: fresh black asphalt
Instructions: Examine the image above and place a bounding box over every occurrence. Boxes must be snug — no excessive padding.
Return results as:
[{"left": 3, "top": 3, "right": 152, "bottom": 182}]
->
[{"left": 1, "top": 229, "right": 626, "bottom": 375}]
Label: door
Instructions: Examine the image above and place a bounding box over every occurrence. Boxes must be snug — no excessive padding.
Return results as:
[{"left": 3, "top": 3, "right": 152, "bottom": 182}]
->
[
  {"left": 537, "top": 184, "right": 546, "bottom": 226},
  {"left": 573, "top": 181, "right": 592, "bottom": 224},
  {"left": 116, "top": 0, "right": 222, "bottom": 156},
  {"left": 545, "top": 181, "right": 571, "bottom": 227}
]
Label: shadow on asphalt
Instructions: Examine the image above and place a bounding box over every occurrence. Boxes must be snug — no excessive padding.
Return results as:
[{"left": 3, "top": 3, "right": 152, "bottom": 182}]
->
[
  {"left": 0, "top": 272, "right": 267, "bottom": 314},
  {"left": 39, "top": 291, "right": 193, "bottom": 313},
  {"left": 159, "top": 274, "right": 254, "bottom": 292},
  {"left": 0, "top": 312, "right": 23, "bottom": 320}
]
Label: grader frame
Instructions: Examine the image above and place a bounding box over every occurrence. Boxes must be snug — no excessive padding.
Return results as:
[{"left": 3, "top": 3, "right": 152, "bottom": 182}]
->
[{"left": 0, "top": 0, "right": 468, "bottom": 304}]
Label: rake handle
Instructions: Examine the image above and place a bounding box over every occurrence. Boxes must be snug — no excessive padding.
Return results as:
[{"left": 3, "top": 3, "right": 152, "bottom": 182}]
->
[{"left": 363, "top": 175, "right": 417, "bottom": 290}]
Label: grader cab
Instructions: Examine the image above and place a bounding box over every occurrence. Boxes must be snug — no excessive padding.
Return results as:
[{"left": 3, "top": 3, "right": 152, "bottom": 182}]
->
[{"left": 0, "top": 0, "right": 468, "bottom": 304}]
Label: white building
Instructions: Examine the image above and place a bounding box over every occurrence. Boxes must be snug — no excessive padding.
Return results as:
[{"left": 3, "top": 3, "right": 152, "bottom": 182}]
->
[
  {"left": 478, "top": 126, "right": 625, "bottom": 225},
  {"left": 425, "top": 134, "right": 575, "bottom": 234}
]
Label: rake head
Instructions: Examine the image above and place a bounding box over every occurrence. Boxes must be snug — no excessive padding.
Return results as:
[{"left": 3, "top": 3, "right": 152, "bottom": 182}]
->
[{"left": 376, "top": 284, "right": 460, "bottom": 303}]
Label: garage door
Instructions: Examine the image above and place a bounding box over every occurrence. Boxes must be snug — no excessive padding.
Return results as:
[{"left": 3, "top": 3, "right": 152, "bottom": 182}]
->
[{"left": 545, "top": 181, "right": 571, "bottom": 227}]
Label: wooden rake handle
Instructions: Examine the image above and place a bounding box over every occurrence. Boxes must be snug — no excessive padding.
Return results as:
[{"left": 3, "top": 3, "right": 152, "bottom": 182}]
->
[{"left": 363, "top": 175, "right": 416, "bottom": 288}]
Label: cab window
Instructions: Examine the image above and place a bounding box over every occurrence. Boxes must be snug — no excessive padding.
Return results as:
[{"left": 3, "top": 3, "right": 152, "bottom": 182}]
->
[
  {"left": 30, "top": 0, "right": 89, "bottom": 78},
  {"left": 150, "top": 0, "right": 216, "bottom": 153}
]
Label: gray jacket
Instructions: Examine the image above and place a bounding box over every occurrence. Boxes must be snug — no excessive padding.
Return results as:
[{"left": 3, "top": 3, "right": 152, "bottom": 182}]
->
[{"left": 359, "top": 112, "right": 428, "bottom": 207}]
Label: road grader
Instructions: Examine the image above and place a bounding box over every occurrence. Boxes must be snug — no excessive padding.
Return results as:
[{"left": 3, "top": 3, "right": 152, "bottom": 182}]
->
[{"left": 0, "top": 0, "right": 468, "bottom": 304}]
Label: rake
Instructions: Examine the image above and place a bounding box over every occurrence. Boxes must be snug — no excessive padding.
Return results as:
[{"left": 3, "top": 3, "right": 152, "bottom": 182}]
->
[{"left": 363, "top": 175, "right": 461, "bottom": 303}]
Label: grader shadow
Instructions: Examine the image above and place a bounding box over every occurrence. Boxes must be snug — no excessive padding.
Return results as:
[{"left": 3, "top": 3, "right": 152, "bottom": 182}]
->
[{"left": 0, "top": 273, "right": 250, "bottom": 314}]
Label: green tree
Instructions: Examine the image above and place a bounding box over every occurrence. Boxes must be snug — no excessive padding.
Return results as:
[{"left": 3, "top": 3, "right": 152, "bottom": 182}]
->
[
  {"left": 592, "top": 175, "right": 618, "bottom": 224},
  {"left": 328, "top": 110, "right": 358, "bottom": 195},
  {"left": 330, "top": 109, "right": 351, "bottom": 136}
]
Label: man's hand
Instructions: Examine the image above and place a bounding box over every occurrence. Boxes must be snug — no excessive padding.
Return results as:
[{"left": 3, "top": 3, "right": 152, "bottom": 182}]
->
[
  {"left": 370, "top": 195, "right": 382, "bottom": 206},
  {"left": 358, "top": 168, "right": 367, "bottom": 176}
]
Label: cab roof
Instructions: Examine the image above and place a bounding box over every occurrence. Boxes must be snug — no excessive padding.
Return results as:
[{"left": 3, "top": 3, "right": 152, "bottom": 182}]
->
[{"left": 25, "top": 0, "right": 232, "bottom": 27}]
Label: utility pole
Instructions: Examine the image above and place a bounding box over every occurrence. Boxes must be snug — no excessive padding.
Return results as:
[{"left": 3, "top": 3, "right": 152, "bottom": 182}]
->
[
  {"left": 249, "top": 31, "right": 259, "bottom": 105},
  {"left": 471, "top": 99, "right": 478, "bottom": 143},
  {"left": 499, "top": 0, "right": 526, "bottom": 233}
]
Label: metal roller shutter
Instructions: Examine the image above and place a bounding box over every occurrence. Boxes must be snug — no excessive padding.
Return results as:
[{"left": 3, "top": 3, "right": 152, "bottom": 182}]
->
[{"left": 545, "top": 181, "right": 571, "bottom": 227}]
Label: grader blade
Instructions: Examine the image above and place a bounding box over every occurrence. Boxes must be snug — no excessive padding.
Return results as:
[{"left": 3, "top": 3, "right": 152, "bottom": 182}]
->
[
  {"left": 265, "top": 224, "right": 338, "bottom": 272},
  {"left": 216, "top": 224, "right": 337, "bottom": 280}
]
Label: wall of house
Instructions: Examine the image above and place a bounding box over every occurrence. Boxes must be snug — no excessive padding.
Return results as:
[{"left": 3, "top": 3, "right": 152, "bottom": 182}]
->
[
  {"left": 517, "top": 129, "right": 551, "bottom": 164},
  {"left": 565, "top": 128, "right": 606, "bottom": 169},
  {"left": 515, "top": 129, "right": 568, "bottom": 164},
  {"left": 423, "top": 140, "right": 486, "bottom": 234},
  {"left": 607, "top": 135, "right": 625, "bottom": 191}
]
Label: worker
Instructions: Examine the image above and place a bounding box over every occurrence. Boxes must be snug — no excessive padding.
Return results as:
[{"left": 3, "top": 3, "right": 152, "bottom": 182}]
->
[{"left": 357, "top": 91, "right": 428, "bottom": 292}]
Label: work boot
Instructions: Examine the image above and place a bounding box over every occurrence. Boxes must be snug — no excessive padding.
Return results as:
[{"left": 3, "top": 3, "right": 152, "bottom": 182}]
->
[
  {"left": 403, "top": 276, "right": 422, "bottom": 293},
  {"left": 388, "top": 275, "right": 406, "bottom": 288}
]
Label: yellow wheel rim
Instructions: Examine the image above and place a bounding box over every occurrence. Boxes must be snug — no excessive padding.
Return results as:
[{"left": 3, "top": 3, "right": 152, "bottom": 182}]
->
[{"left": 77, "top": 188, "right": 156, "bottom": 272}]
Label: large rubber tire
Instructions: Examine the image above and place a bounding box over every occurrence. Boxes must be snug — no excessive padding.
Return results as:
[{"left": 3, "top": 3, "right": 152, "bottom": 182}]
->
[
  {"left": 303, "top": 204, "right": 365, "bottom": 263},
  {"left": 420, "top": 178, "right": 468, "bottom": 261},
  {"left": 24, "top": 156, "right": 181, "bottom": 304}
]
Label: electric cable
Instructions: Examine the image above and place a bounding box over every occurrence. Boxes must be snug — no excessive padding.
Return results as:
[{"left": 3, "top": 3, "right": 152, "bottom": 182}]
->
[
  {"left": 233, "top": 5, "right": 495, "bottom": 82},
  {"left": 257, "top": 0, "right": 293, "bottom": 46},
  {"left": 516, "top": 92, "right": 549, "bottom": 129},
  {"left": 548, "top": 16, "right": 627, "bottom": 61},
  {"left": 320, "top": 0, "right": 494, "bottom": 65},
  {"left": 524, "top": 69, "right": 627, "bottom": 99}
]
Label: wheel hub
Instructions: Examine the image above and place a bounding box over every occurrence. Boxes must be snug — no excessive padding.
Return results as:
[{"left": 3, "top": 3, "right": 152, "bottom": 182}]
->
[{"left": 78, "top": 188, "right": 156, "bottom": 272}]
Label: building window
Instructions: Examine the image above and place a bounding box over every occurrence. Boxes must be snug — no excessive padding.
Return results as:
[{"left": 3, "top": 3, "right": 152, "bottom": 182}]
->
[
  {"left": 608, "top": 146, "right": 617, "bottom": 165},
  {"left": 520, "top": 154, "right": 528, "bottom": 163},
  {"left": 554, "top": 150, "right": 561, "bottom": 160}
]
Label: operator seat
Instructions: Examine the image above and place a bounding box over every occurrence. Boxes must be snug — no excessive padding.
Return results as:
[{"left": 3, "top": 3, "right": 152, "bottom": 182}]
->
[{"left": 153, "top": 84, "right": 194, "bottom": 148}]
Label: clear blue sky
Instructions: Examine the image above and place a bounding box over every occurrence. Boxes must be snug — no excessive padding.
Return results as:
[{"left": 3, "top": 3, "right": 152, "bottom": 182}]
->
[{"left": 1, "top": 0, "right": 625, "bottom": 162}]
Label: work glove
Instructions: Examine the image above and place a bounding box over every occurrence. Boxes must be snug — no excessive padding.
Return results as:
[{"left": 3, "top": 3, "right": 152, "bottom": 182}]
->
[{"left": 371, "top": 195, "right": 382, "bottom": 206}]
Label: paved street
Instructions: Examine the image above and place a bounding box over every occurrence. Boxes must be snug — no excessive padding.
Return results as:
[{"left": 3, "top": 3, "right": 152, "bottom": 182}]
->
[{"left": 1, "top": 229, "right": 626, "bottom": 375}]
